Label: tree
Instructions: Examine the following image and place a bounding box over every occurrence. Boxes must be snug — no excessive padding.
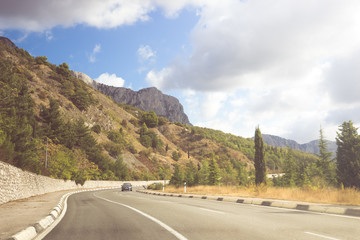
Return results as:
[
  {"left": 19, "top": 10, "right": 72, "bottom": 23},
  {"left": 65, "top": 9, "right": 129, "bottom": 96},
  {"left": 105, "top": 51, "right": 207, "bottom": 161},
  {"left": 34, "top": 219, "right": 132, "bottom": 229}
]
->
[
  {"left": 254, "top": 126, "right": 266, "bottom": 185},
  {"left": 40, "top": 98, "right": 64, "bottom": 141},
  {"left": 35, "top": 56, "right": 48, "bottom": 65},
  {"left": 317, "top": 127, "right": 336, "bottom": 186},
  {"left": 170, "top": 164, "right": 184, "bottom": 187},
  {"left": 282, "top": 147, "right": 297, "bottom": 187},
  {"left": 185, "top": 160, "right": 197, "bottom": 186},
  {"left": 198, "top": 160, "right": 210, "bottom": 185},
  {"left": 208, "top": 155, "right": 220, "bottom": 185},
  {"left": 141, "top": 111, "right": 158, "bottom": 128},
  {"left": 336, "top": 121, "right": 360, "bottom": 188}
]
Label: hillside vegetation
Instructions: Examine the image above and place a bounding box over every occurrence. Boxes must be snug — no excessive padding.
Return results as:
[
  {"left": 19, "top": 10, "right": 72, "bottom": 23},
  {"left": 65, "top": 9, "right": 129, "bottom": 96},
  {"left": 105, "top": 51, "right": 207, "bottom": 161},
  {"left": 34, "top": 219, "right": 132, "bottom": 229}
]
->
[{"left": 0, "top": 38, "right": 323, "bottom": 187}]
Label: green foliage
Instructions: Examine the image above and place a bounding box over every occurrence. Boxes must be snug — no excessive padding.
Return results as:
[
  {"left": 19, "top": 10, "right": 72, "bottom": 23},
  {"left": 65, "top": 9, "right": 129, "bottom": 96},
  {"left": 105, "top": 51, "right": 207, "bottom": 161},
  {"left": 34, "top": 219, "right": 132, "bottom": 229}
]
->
[
  {"left": 139, "top": 123, "right": 163, "bottom": 150},
  {"left": 172, "top": 151, "right": 181, "bottom": 161},
  {"left": 112, "top": 157, "right": 129, "bottom": 180},
  {"left": 141, "top": 111, "right": 158, "bottom": 128},
  {"left": 107, "top": 130, "right": 125, "bottom": 144},
  {"left": 147, "top": 182, "right": 163, "bottom": 190},
  {"left": 0, "top": 58, "right": 39, "bottom": 172},
  {"left": 35, "top": 56, "right": 48, "bottom": 65},
  {"left": 254, "top": 126, "right": 266, "bottom": 185},
  {"left": 336, "top": 121, "right": 360, "bottom": 188},
  {"left": 157, "top": 164, "right": 171, "bottom": 180},
  {"left": 51, "top": 62, "right": 95, "bottom": 111},
  {"left": 158, "top": 116, "right": 169, "bottom": 126},
  {"left": 74, "top": 171, "right": 87, "bottom": 186},
  {"left": 185, "top": 160, "right": 197, "bottom": 186},
  {"left": 170, "top": 164, "right": 184, "bottom": 187},
  {"left": 56, "top": 62, "right": 71, "bottom": 78},
  {"left": 103, "top": 142, "right": 123, "bottom": 158},
  {"left": 48, "top": 148, "right": 77, "bottom": 180},
  {"left": 71, "top": 88, "right": 93, "bottom": 111},
  {"left": 208, "top": 155, "right": 220, "bottom": 185},
  {"left": 317, "top": 127, "right": 336, "bottom": 186},
  {"left": 40, "top": 98, "right": 64, "bottom": 141},
  {"left": 91, "top": 124, "right": 101, "bottom": 134},
  {"left": 198, "top": 160, "right": 210, "bottom": 185}
]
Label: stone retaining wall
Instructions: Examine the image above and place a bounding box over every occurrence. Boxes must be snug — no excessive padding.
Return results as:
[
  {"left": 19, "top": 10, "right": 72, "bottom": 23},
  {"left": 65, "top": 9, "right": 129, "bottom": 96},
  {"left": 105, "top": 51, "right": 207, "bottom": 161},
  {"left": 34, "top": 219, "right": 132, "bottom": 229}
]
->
[{"left": 0, "top": 161, "right": 162, "bottom": 205}]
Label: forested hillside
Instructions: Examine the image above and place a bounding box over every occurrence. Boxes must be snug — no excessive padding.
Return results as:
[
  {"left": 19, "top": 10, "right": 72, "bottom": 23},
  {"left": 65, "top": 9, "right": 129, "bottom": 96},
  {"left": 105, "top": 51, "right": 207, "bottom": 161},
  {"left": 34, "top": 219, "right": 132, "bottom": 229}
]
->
[{"left": 0, "top": 37, "right": 326, "bottom": 187}]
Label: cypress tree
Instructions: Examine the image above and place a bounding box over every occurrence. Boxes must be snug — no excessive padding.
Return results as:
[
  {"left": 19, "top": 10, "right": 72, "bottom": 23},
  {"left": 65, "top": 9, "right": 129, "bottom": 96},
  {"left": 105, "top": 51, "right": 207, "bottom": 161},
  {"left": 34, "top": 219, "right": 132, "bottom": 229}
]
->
[{"left": 254, "top": 126, "right": 266, "bottom": 185}]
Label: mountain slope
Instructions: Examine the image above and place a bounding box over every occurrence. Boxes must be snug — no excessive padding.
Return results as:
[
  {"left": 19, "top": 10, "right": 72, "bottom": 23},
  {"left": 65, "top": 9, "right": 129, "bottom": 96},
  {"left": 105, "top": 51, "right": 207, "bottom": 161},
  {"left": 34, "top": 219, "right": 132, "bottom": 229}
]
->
[
  {"left": 0, "top": 36, "right": 252, "bottom": 182},
  {"left": 262, "top": 134, "right": 337, "bottom": 156},
  {"left": 71, "top": 71, "right": 191, "bottom": 126}
]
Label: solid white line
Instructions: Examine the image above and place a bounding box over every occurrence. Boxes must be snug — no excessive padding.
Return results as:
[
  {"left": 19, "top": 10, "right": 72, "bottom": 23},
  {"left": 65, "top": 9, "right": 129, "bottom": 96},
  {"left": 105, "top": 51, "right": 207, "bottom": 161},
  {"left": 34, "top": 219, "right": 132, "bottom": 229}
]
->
[
  {"left": 94, "top": 193, "right": 188, "bottom": 240},
  {"left": 34, "top": 193, "right": 72, "bottom": 240},
  {"left": 305, "top": 231, "right": 340, "bottom": 240}
]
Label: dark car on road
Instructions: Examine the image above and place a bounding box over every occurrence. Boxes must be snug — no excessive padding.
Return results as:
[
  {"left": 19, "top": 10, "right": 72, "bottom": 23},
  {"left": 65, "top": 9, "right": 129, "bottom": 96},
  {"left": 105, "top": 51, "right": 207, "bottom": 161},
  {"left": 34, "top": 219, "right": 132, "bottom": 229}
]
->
[{"left": 121, "top": 182, "right": 132, "bottom": 191}]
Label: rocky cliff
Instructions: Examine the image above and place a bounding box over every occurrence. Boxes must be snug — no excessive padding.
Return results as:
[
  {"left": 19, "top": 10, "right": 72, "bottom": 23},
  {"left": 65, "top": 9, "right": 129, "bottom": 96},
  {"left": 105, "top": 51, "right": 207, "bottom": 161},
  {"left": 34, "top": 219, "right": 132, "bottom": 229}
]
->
[
  {"left": 0, "top": 37, "right": 17, "bottom": 49},
  {"left": 72, "top": 71, "right": 191, "bottom": 125}
]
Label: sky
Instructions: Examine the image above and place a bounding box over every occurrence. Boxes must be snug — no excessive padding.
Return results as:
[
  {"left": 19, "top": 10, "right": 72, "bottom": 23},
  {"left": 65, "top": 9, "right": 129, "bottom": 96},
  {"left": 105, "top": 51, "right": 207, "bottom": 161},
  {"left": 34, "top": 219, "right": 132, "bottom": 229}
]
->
[{"left": 1, "top": 0, "right": 360, "bottom": 143}]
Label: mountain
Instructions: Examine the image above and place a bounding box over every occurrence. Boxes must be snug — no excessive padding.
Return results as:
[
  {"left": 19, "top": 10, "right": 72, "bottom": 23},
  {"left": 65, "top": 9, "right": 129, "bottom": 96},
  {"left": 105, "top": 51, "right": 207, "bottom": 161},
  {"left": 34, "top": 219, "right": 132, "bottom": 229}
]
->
[
  {"left": 262, "top": 134, "right": 337, "bottom": 157},
  {"left": 71, "top": 71, "right": 191, "bottom": 126},
  {"left": 0, "top": 36, "right": 326, "bottom": 185},
  {"left": 0, "top": 36, "right": 251, "bottom": 182}
]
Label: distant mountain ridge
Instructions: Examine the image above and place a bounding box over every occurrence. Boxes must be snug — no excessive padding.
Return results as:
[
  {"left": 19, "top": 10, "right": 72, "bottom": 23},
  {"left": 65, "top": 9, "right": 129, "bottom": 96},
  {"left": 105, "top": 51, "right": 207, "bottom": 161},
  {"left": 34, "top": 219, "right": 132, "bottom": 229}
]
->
[
  {"left": 262, "top": 134, "right": 337, "bottom": 157},
  {"left": 72, "top": 71, "right": 191, "bottom": 125}
]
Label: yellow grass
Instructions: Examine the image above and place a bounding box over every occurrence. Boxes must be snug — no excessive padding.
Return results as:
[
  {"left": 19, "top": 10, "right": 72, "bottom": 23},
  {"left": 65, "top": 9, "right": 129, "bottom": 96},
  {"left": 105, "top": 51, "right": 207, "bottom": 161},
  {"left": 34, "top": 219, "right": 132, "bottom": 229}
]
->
[{"left": 161, "top": 185, "right": 360, "bottom": 205}]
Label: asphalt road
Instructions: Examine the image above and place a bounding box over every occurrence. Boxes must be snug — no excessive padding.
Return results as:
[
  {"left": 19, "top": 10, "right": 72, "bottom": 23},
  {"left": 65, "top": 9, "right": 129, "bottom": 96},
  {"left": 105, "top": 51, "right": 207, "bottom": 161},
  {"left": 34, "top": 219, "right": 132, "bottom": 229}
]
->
[{"left": 42, "top": 189, "right": 360, "bottom": 240}]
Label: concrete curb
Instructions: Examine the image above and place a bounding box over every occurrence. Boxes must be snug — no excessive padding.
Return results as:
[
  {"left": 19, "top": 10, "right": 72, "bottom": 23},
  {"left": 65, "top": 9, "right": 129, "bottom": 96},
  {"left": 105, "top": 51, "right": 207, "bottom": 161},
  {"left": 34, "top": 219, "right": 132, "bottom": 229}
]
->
[
  {"left": 138, "top": 190, "right": 360, "bottom": 218},
  {"left": 6, "top": 187, "right": 121, "bottom": 240}
]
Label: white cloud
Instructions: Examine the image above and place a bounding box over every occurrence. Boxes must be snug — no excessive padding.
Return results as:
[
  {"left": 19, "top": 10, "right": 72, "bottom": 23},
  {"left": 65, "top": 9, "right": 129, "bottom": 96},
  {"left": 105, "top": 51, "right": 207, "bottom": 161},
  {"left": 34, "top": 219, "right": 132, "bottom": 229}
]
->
[
  {"left": 89, "top": 44, "right": 101, "bottom": 63},
  {"left": 95, "top": 72, "right": 125, "bottom": 87},
  {"left": 3, "top": 0, "right": 360, "bottom": 142},
  {"left": 45, "top": 30, "right": 53, "bottom": 41},
  {"left": 137, "top": 45, "right": 156, "bottom": 62},
  {"left": 145, "top": 0, "right": 360, "bottom": 142},
  {"left": 149, "top": 0, "right": 360, "bottom": 92},
  {"left": 0, "top": 0, "right": 205, "bottom": 32}
]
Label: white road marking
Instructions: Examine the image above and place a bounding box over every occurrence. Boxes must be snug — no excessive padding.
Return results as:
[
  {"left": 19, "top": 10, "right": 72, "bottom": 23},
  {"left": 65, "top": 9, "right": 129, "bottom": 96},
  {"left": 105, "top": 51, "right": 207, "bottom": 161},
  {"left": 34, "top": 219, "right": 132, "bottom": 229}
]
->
[
  {"left": 305, "top": 231, "right": 340, "bottom": 240},
  {"left": 94, "top": 193, "right": 188, "bottom": 240},
  {"left": 197, "top": 207, "right": 225, "bottom": 214}
]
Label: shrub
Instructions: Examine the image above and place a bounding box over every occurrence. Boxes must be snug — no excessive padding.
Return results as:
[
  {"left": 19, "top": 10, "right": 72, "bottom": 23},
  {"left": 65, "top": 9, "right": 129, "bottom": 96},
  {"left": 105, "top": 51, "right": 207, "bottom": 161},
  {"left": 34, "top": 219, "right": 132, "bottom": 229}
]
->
[
  {"left": 147, "top": 182, "right": 163, "bottom": 190},
  {"left": 141, "top": 111, "right": 158, "bottom": 128},
  {"left": 91, "top": 124, "right": 101, "bottom": 134},
  {"left": 35, "top": 56, "right": 48, "bottom": 65}
]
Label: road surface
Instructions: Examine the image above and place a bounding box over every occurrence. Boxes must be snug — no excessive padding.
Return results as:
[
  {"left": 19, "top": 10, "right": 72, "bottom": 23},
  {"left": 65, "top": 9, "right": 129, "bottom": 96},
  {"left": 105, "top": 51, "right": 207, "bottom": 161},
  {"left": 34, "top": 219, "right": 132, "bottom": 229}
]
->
[{"left": 42, "top": 189, "right": 360, "bottom": 240}]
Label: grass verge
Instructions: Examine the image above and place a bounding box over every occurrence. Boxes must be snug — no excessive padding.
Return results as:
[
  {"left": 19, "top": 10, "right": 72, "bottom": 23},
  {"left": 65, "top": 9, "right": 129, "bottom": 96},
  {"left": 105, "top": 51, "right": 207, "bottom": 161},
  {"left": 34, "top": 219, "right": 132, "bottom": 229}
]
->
[{"left": 160, "top": 185, "right": 360, "bottom": 206}]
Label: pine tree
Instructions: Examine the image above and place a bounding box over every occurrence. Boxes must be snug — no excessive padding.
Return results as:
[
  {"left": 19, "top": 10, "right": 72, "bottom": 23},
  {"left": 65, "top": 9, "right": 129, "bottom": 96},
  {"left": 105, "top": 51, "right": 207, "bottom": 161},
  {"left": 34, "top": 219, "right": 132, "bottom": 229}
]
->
[
  {"left": 198, "top": 160, "right": 209, "bottom": 185},
  {"left": 283, "top": 147, "right": 296, "bottom": 187},
  {"left": 336, "top": 121, "right": 360, "bottom": 188},
  {"left": 208, "top": 155, "right": 220, "bottom": 185},
  {"left": 317, "top": 127, "right": 336, "bottom": 186},
  {"left": 254, "top": 126, "right": 266, "bottom": 185}
]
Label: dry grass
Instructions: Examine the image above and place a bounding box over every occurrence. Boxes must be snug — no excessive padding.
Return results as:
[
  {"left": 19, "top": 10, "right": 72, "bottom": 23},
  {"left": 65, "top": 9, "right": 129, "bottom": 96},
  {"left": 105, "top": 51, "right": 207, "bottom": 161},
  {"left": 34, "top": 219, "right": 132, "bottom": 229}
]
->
[{"left": 162, "top": 185, "right": 360, "bottom": 205}]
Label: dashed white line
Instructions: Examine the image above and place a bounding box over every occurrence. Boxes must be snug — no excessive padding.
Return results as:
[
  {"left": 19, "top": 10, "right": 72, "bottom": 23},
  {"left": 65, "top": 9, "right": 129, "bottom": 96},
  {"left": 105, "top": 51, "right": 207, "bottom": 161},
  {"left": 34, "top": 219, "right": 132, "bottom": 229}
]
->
[
  {"left": 305, "top": 231, "right": 340, "bottom": 240},
  {"left": 197, "top": 207, "right": 225, "bottom": 214}
]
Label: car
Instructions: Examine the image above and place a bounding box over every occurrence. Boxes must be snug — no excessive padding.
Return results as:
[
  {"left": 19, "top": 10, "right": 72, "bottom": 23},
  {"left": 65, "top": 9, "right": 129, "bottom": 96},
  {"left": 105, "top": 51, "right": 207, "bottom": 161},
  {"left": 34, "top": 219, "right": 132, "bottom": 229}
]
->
[{"left": 121, "top": 182, "right": 132, "bottom": 191}]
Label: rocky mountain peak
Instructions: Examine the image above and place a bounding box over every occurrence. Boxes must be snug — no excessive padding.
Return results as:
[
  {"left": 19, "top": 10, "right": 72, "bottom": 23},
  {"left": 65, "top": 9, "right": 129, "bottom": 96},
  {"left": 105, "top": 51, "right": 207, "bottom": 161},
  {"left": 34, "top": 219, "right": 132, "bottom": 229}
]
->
[
  {"left": 72, "top": 71, "right": 191, "bottom": 125},
  {"left": 0, "top": 37, "right": 18, "bottom": 50}
]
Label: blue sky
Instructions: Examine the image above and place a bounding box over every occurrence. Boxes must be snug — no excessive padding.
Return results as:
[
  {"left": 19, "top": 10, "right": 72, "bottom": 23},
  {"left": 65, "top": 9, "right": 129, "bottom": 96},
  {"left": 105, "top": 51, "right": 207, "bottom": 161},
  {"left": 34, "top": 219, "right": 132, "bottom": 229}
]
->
[{"left": 2, "top": 0, "right": 360, "bottom": 143}]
